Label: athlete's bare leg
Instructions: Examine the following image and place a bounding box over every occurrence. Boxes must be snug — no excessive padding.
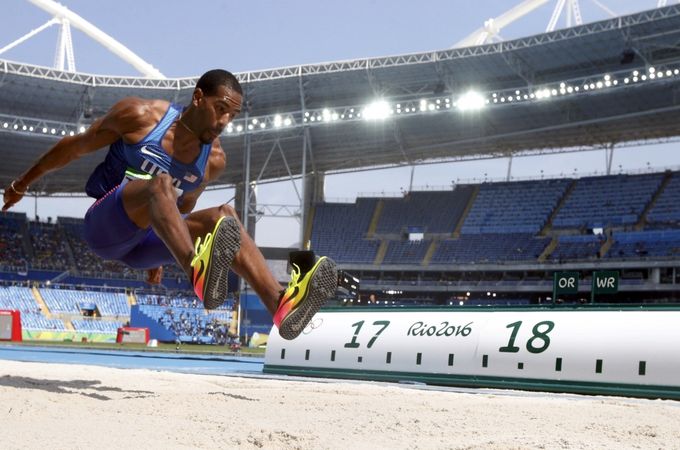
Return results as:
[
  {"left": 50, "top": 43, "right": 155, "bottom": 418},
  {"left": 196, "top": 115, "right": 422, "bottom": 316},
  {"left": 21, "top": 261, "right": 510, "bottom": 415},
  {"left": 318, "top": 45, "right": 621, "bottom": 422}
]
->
[
  {"left": 184, "top": 205, "right": 282, "bottom": 315},
  {"left": 120, "top": 174, "right": 281, "bottom": 315}
]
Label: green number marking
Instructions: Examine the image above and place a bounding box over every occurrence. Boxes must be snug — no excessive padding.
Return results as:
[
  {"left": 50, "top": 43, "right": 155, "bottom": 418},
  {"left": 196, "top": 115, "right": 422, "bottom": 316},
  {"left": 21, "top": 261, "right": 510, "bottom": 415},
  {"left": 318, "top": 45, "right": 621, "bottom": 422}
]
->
[
  {"left": 367, "top": 320, "right": 390, "bottom": 348},
  {"left": 526, "top": 321, "right": 554, "bottom": 354},
  {"left": 499, "top": 321, "right": 522, "bottom": 353},
  {"left": 499, "top": 320, "right": 555, "bottom": 354},
  {"left": 344, "top": 320, "right": 391, "bottom": 349},
  {"left": 344, "top": 320, "right": 364, "bottom": 348}
]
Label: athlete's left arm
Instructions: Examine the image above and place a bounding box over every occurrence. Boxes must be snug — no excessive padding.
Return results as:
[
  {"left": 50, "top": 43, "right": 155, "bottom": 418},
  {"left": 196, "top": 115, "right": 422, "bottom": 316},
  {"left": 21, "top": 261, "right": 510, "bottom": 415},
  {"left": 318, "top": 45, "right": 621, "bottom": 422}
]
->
[{"left": 177, "top": 141, "right": 226, "bottom": 214}]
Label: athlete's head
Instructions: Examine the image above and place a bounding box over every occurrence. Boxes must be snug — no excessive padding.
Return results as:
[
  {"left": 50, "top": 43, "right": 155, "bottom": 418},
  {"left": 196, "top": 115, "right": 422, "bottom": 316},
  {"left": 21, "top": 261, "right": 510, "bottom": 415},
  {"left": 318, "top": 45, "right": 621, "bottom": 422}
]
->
[{"left": 190, "top": 69, "right": 243, "bottom": 144}]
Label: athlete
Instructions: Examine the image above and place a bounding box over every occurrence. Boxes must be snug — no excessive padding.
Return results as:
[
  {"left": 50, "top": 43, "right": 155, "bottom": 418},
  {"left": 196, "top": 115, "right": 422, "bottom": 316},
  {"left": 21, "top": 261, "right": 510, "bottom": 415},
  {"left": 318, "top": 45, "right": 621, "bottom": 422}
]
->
[{"left": 2, "top": 69, "right": 337, "bottom": 340}]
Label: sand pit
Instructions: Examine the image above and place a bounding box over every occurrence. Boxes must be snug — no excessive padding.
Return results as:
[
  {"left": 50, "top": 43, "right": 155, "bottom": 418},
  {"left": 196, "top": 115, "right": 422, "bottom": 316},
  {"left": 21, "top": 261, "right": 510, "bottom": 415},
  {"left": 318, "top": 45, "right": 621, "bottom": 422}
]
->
[{"left": 1, "top": 360, "right": 679, "bottom": 449}]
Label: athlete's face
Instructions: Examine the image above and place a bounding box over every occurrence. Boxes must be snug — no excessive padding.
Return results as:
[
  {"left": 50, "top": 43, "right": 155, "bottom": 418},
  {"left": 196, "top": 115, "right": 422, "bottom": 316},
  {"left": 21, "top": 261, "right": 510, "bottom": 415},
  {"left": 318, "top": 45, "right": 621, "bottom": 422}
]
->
[{"left": 196, "top": 85, "right": 242, "bottom": 144}]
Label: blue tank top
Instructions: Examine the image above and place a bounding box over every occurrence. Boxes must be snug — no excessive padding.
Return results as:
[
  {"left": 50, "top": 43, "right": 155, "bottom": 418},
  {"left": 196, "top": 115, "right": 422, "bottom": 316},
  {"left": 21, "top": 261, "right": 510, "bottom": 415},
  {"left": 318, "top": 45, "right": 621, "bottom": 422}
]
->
[{"left": 85, "top": 103, "right": 212, "bottom": 200}]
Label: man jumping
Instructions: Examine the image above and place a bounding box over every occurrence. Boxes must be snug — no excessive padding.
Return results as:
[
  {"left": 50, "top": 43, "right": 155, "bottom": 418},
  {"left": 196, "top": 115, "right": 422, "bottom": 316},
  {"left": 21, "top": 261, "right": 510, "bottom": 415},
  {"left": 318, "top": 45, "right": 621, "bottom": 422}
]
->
[{"left": 2, "top": 69, "right": 337, "bottom": 340}]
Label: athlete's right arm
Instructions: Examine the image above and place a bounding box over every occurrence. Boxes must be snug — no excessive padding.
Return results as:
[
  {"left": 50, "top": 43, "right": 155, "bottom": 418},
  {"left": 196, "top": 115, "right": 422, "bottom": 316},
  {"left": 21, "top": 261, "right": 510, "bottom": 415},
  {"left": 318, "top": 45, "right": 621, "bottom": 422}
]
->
[{"left": 2, "top": 97, "right": 149, "bottom": 211}]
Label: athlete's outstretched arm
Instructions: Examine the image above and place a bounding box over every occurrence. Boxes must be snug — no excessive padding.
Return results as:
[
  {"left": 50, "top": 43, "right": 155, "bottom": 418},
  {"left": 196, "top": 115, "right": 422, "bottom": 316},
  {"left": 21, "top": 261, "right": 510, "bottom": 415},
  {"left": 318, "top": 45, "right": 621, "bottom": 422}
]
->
[{"left": 2, "top": 97, "right": 149, "bottom": 211}]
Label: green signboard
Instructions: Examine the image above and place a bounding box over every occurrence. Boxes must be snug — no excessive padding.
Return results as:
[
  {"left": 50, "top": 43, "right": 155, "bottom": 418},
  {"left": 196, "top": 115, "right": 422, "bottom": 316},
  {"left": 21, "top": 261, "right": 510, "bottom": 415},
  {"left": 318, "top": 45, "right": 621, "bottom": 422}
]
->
[
  {"left": 553, "top": 272, "right": 579, "bottom": 296},
  {"left": 592, "top": 271, "right": 619, "bottom": 295}
]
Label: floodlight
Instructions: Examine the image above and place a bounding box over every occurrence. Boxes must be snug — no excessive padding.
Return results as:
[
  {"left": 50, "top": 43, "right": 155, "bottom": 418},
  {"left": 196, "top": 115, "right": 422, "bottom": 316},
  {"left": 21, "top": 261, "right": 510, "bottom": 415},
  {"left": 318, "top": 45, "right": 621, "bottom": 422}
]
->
[
  {"left": 457, "top": 91, "right": 486, "bottom": 111},
  {"left": 273, "top": 115, "right": 282, "bottom": 128},
  {"left": 363, "top": 100, "right": 391, "bottom": 120},
  {"left": 283, "top": 118, "right": 292, "bottom": 126}
]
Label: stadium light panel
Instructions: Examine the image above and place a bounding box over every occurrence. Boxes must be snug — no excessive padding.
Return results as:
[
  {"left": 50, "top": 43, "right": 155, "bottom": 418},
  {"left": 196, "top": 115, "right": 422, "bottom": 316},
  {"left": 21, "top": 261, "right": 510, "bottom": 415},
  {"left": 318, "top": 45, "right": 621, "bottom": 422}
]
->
[
  {"left": 79, "top": 126, "right": 86, "bottom": 133},
  {"left": 273, "top": 115, "right": 282, "bottom": 128},
  {"left": 457, "top": 91, "right": 486, "bottom": 111},
  {"left": 283, "top": 118, "right": 292, "bottom": 126},
  {"left": 363, "top": 100, "right": 391, "bottom": 120}
]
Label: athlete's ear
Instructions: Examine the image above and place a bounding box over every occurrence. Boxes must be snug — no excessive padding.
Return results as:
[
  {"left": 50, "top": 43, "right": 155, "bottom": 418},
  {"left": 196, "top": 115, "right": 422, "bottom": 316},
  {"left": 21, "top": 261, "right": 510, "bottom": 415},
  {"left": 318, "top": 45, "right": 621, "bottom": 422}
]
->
[{"left": 192, "top": 88, "right": 204, "bottom": 106}]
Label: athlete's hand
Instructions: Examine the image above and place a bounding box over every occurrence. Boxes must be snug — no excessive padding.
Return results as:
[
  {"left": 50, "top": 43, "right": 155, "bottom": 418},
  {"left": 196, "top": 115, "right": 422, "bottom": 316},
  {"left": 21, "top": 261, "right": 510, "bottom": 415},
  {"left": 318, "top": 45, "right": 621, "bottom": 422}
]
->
[
  {"left": 146, "top": 266, "right": 163, "bottom": 284},
  {"left": 2, "top": 182, "right": 26, "bottom": 212}
]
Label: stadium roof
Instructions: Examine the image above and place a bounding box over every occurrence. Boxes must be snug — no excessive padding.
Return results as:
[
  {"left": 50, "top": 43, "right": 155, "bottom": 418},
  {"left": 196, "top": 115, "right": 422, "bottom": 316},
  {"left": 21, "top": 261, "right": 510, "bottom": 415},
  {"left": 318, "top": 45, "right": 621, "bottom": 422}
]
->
[{"left": 2, "top": 5, "right": 680, "bottom": 193}]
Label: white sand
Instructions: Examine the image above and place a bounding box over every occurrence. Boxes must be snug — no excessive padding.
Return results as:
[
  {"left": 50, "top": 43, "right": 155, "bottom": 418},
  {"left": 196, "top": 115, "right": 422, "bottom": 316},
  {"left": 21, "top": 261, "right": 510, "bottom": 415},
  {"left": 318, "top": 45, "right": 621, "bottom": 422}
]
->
[{"left": 1, "top": 360, "right": 679, "bottom": 450}]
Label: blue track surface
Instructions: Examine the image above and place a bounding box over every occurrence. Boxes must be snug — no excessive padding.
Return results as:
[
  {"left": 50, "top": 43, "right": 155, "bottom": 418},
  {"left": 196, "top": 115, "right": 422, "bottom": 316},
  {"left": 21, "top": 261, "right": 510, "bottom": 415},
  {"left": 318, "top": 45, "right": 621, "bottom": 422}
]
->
[{"left": 0, "top": 344, "right": 264, "bottom": 376}]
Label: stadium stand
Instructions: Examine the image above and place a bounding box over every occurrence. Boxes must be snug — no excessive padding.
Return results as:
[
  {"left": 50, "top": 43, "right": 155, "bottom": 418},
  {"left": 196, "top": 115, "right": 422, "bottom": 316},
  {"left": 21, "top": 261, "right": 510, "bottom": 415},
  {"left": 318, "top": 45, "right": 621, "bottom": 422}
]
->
[
  {"left": 310, "top": 198, "right": 380, "bottom": 263},
  {"left": 0, "top": 284, "right": 40, "bottom": 313},
  {"left": 461, "top": 179, "right": 569, "bottom": 234},
  {"left": 647, "top": 173, "right": 680, "bottom": 226},
  {"left": 383, "top": 239, "right": 432, "bottom": 264},
  {"left": 21, "top": 313, "right": 66, "bottom": 330},
  {"left": 27, "top": 221, "right": 71, "bottom": 271},
  {"left": 375, "top": 188, "right": 474, "bottom": 234},
  {"left": 71, "top": 319, "right": 123, "bottom": 333},
  {"left": 135, "top": 304, "right": 232, "bottom": 344},
  {"left": 3, "top": 169, "right": 680, "bottom": 326},
  {"left": 39, "top": 287, "right": 129, "bottom": 316},
  {"left": 548, "top": 234, "right": 605, "bottom": 262},
  {"left": 0, "top": 212, "right": 29, "bottom": 272},
  {"left": 607, "top": 230, "right": 680, "bottom": 260},
  {"left": 431, "top": 234, "right": 551, "bottom": 264},
  {"left": 552, "top": 173, "right": 664, "bottom": 229}
]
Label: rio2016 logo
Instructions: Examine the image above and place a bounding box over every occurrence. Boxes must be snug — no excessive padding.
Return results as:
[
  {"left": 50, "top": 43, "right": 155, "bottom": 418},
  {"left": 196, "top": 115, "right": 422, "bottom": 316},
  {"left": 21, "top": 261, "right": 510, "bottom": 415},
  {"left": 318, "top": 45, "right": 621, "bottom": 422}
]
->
[{"left": 407, "top": 321, "right": 473, "bottom": 337}]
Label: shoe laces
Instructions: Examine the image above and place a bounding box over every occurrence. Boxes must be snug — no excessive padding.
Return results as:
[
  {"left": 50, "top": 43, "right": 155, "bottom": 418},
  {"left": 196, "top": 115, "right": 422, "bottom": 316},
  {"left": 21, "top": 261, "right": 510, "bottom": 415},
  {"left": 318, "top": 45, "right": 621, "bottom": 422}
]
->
[
  {"left": 288, "top": 263, "right": 302, "bottom": 289},
  {"left": 191, "top": 231, "right": 214, "bottom": 267}
]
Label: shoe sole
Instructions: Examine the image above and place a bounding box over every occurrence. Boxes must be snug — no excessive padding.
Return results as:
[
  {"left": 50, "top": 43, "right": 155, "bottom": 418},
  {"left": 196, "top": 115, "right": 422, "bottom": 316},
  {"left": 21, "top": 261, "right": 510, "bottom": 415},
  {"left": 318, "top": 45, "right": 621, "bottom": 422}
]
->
[
  {"left": 278, "top": 257, "right": 337, "bottom": 340},
  {"left": 203, "top": 216, "right": 241, "bottom": 310}
]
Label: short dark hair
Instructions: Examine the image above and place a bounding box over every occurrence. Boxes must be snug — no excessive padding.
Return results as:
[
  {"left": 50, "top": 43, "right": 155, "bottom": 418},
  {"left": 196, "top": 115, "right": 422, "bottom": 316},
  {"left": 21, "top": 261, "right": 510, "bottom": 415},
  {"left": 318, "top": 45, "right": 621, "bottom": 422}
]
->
[{"left": 196, "top": 69, "right": 242, "bottom": 97}]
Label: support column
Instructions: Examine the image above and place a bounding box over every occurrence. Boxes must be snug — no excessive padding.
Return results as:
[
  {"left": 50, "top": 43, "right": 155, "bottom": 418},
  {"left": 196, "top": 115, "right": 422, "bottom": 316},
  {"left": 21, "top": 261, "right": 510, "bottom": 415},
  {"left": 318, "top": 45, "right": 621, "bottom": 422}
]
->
[
  {"left": 506, "top": 155, "right": 513, "bottom": 182},
  {"left": 235, "top": 182, "right": 257, "bottom": 240},
  {"left": 650, "top": 268, "right": 661, "bottom": 285},
  {"left": 605, "top": 144, "right": 615, "bottom": 175},
  {"left": 302, "top": 171, "right": 325, "bottom": 249}
]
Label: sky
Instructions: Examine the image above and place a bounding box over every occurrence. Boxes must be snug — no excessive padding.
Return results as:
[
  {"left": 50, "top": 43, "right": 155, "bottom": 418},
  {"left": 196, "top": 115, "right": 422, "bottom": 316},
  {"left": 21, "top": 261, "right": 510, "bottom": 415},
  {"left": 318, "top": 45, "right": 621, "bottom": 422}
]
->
[{"left": 2, "top": 0, "right": 679, "bottom": 247}]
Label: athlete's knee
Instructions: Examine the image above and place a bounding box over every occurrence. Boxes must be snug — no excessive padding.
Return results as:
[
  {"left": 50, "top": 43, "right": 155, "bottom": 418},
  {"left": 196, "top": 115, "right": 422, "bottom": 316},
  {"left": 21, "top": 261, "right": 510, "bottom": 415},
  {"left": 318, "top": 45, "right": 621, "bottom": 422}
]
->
[
  {"left": 148, "top": 173, "right": 178, "bottom": 203},
  {"left": 218, "top": 203, "right": 239, "bottom": 220}
]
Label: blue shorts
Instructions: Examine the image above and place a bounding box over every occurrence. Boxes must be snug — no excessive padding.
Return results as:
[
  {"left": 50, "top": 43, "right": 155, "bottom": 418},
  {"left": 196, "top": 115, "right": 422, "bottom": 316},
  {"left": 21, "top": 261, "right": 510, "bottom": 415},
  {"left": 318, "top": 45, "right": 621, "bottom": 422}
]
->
[{"left": 83, "top": 183, "right": 175, "bottom": 270}]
